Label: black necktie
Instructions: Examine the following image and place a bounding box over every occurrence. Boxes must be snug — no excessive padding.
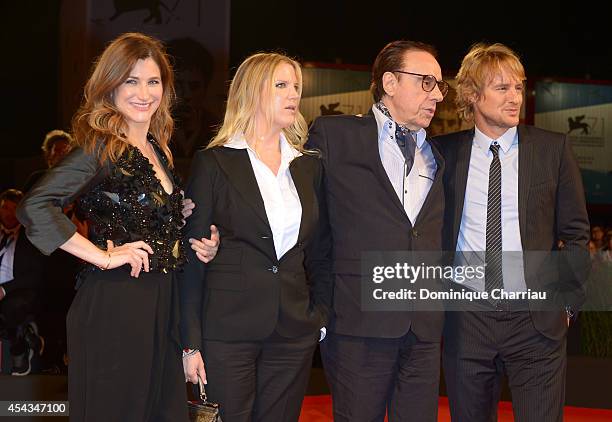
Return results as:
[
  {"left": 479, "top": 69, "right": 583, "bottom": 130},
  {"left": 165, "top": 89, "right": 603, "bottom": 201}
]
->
[
  {"left": 485, "top": 142, "right": 503, "bottom": 297},
  {"left": 395, "top": 126, "right": 416, "bottom": 176}
]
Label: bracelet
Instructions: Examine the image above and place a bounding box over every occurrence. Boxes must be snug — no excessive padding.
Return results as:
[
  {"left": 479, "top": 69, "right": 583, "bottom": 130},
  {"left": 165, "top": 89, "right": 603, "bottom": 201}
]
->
[
  {"left": 98, "top": 252, "right": 112, "bottom": 270},
  {"left": 182, "top": 348, "right": 199, "bottom": 358}
]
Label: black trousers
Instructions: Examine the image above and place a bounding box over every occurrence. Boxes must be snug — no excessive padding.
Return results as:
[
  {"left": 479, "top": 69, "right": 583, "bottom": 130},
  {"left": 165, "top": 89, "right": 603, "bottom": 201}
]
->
[
  {"left": 443, "top": 311, "right": 566, "bottom": 422},
  {"left": 202, "top": 330, "right": 318, "bottom": 422},
  {"left": 320, "top": 330, "right": 440, "bottom": 422},
  {"left": 67, "top": 269, "right": 187, "bottom": 422}
]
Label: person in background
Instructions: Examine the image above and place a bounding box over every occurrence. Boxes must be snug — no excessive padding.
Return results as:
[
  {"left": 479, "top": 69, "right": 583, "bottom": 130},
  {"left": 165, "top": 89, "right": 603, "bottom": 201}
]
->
[
  {"left": 600, "top": 234, "right": 612, "bottom": 262},
  {"left": 591, "top": 225, "right": 605, "bottom": 251},
  {"left": 180, "top": 52, "right": 332, "bottom": 422},
  {"left": 22, "top": 130, "right": 74, "bottom": 193},
  {"left": 0, "top": 189, "right": 46, "bottom": 376},
  {"left": 167, "top": 37, "right": 219, "bottom": 159}
]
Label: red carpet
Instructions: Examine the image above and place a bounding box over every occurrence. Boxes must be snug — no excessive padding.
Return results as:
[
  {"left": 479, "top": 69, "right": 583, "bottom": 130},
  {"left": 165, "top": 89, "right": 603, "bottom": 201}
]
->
[{"left": 299, "top": 395, "right": 612, "bottom": 421}]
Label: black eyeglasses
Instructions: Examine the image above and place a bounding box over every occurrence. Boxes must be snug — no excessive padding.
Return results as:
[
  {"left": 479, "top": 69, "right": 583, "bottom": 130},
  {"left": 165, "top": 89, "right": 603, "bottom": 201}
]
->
[{"left": 392, "top": 70, "right": 449, "bottom": 97}]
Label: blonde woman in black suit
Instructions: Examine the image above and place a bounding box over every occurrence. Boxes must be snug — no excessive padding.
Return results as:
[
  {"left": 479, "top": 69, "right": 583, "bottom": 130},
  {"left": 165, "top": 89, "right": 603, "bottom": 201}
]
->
[{"left": 179, "top": 52, "right": 332, "bottom": 422}]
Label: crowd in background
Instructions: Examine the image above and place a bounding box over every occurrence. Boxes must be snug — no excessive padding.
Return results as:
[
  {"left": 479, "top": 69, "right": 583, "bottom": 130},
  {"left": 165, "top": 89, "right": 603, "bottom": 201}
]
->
[
  {"left": 0, "top": 130, "right": 83, "bottom": 376},
  {"left": 590, "top": 225, "right": 612, "bottom": 262}
]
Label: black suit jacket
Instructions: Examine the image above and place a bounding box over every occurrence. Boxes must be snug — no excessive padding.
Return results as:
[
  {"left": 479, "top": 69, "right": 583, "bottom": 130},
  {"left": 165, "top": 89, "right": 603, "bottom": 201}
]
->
[
  {"left": 307, "top": 113, "right": 445, "bottom": 342},
  {"left": 1, "top": 226, "right": 46, "bottom": 295},
  {"left": 433, "top": 125, "right": 591, "bottom": 339},
  {"left": 178, "top": 146, "right": 332, "bottom": 348}
]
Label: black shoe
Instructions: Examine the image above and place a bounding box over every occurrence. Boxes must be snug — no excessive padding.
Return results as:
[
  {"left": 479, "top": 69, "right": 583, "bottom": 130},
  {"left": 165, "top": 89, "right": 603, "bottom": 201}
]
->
[
  {"left": 11, "top": 346, "right": 34, "bottom": 376},
  {"left": 24, "top": 321, "right": 45, "bottom": 356},
  {"left": 41, "top": 364, "right": 61, "bottom": 375}
]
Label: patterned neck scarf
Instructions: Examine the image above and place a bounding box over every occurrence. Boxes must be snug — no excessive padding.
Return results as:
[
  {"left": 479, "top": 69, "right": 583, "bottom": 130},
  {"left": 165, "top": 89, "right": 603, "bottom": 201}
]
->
[
  {"left": 376, "top": 101, "right": 416, "bottom": 174},
  {"left": 375, "top": 101, "right": 414, "bottom": 137}
]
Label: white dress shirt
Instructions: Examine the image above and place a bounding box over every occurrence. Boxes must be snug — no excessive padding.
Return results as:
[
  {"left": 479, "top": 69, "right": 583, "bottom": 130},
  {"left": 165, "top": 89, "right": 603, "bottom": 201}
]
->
[
  {"left": 456, "top": 126, "right": 526, "bottom": 292},
  {"left": 225, "top": 134, "right": 327, "bottom": 340},
  {"left": 372, "top": 105, "right": 437, "bottom": 224},
  {"left": 0, "top": 226, "right": 20, "bottom": 297},
  {"left": 225, "top": 133, "right": 302, "bottom": 260}
]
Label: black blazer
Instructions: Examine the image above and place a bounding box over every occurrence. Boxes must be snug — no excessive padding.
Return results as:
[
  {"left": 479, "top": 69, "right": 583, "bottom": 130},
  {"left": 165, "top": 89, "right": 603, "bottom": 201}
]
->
[
  {"left": 178, "top": 146, "right": 332, "bottom": 348},
  {"left": 433, "top": 125, "right": 591, "bottom": 339},
  {"left": 1, "top": 227, "right": 46, "bottom": 295},
  {"left": 307, "top": 113, "right": 445, "bottom": 342}
]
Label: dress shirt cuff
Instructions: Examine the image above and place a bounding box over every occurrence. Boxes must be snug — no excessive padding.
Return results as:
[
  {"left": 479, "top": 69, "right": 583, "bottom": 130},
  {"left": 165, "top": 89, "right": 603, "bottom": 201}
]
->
[
  {"left": 319, "top": 327, "right": 327, "bottom": 342},
  {"left": 182, "top": 348, "right": 199, "bottom": 358}
]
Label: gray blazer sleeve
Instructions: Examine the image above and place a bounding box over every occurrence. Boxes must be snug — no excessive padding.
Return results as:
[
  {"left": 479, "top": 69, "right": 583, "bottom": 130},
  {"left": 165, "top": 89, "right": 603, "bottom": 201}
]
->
[{"left": 16, "top": 146, "right": 105, "bottom": 255}]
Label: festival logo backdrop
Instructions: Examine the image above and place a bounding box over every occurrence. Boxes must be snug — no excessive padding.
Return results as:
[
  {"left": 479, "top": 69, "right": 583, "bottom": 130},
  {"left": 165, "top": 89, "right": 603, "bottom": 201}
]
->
[
  {"left": 534, "top": 81, "right": 612, "bottom": 204},
  {"left": 300, "top": 66, "right": 373, "bottom": 125}
]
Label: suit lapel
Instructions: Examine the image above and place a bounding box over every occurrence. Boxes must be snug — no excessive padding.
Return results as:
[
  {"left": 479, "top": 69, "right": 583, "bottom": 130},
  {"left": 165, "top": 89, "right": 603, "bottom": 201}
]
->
[
  {"left": 451, "top": 130, "right": 474, "bottom": 249},
  {"left": 213, "top": 148, "right": 271, "bottom": 229},
  {"left": 289, "top": 156, "right": 314, "bottom": 245},
  {"left": 362, "top": 114, "right": 412, "bottom": 224},
  {"left": 517, "top": 125, "right": 532, "bottom": 248}
]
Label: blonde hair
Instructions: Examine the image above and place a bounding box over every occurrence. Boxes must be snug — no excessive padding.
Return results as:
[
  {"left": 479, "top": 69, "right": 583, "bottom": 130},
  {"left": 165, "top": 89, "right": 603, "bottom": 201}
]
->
[
  {"left": 42, "top": 129, "right": 73, "bottom": 154},
  {"left": 72, "top": 32, "right": 176, "bottom": 166},
  {"left": 455, "top": 43, "right": 526, "bottom": 122},
  {"left": 208, "top": 52, "right": 308, "bottom": 152}
]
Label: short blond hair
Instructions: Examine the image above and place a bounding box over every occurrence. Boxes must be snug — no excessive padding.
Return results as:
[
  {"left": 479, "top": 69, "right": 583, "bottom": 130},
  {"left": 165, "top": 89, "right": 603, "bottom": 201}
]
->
[
  {"left": 41, "top": 129, "right": 73, "bottom": 155},
  {"left": 208, "top": 52, "right": 308, "bottom": 152},
  {"left": 455, "top": 43, "right": 525, "bottom": 122}
]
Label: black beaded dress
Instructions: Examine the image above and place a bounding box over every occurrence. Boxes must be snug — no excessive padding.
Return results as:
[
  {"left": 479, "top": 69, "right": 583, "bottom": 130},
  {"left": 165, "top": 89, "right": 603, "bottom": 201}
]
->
[{"left": 17, "top": 138, "right": 189, "bottom": 422}]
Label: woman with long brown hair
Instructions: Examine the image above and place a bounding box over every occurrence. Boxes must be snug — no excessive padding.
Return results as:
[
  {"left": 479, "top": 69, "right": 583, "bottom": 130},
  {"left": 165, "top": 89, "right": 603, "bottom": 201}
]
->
[{"left": 18, "top": 32, "right": 189, "bottom": 421}]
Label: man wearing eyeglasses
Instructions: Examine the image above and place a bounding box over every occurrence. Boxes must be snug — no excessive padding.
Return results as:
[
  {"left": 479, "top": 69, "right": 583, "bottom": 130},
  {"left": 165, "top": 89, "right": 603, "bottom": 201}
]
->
[
  {"left": 433, "top": 43, "right": 590, "bottom": 421},
  {"left": 307, "top": 40, "right": 448, "bottom": 421}
]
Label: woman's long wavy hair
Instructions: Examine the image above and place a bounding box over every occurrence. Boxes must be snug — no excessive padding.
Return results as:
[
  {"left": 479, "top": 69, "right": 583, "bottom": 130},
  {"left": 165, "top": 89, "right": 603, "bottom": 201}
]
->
[
  {"left": 455, "top": 43, "right": 525, "bottom": 123},
  {"left": 72, "top": 32, "right": 176, "bottom": 166},
  {"left": 208, "top": 52, "right": 308, "bottom": 152}
]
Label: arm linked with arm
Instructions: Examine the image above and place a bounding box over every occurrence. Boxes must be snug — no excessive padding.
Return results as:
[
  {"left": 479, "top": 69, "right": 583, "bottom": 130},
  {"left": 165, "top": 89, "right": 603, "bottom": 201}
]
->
[{"left": 178, "top": 150, "right": 215, "bottom": 350}]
